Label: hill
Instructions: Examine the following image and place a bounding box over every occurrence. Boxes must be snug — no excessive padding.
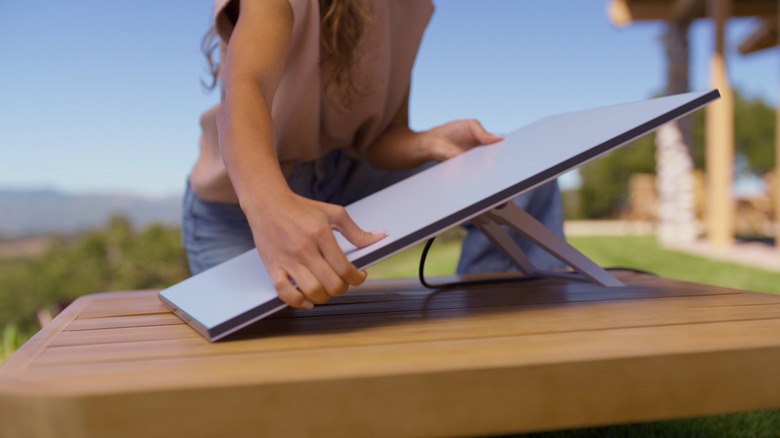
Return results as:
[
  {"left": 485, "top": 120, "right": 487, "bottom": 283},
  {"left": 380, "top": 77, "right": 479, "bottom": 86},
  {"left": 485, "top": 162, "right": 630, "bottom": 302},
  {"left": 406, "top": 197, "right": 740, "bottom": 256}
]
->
[{"left": 0, "top": 189, "right": 182, "bottom": 237}]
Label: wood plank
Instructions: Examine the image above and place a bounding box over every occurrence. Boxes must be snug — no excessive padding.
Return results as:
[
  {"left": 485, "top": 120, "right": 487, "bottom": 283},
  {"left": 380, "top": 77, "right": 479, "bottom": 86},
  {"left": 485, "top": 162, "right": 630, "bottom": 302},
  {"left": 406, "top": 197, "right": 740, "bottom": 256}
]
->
[
  {"left": 672, "top": 0, "right": 705, "bottom": 21},
  {"left": 33, "top": 293, "right": 780, "bottom": 367},
  {"left": 154, "top": 271, "right": 746, "bottom": 323},
  {"left": 0, "top": 296, "right": 89, "bottom": 377},
  {"left": 66, "top": 313, "right": 184, "bottom": 331},
  {"left": 63, "top": 289, "right": 158, "bottom": 302},
  {"left": 76, "top": 272, "right": 737, "bottom": 321},
  {"left": 48, "top": 276, "right": 743, "bottom": 347},
  {"left": 609, "top": 0, "right": 777, "bottom": 24},
  {"left": 5, "top": 346, "right": 780, "bottom": 438},
  {"left": 4, "top": 275, "right": 780, "bottom": 438},
  {"left": 738, "top": 17, "right": 778, "bottom": 54},
  {"left": 50, "top": 324, "right": 199, "bottom": 347},
  {"left": 79, "top": 348, "right": 780, "bottom": 437},
  {"left": 76, "top": 300, "right": 169, "bottom": 320},
  {"left": 11, "top": 316, "right": 780, "bottom": 397}
]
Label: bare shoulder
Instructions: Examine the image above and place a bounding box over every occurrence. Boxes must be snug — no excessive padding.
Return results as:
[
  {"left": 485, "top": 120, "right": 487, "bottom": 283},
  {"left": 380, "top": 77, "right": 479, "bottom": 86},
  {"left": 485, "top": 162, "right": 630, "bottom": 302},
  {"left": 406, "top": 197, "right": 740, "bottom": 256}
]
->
[
  {"left": 236, "top": 0, "right": 293, "bottom": 30},
  {"left": 224, "top": 0, "right": 295, "bottom": 81}
]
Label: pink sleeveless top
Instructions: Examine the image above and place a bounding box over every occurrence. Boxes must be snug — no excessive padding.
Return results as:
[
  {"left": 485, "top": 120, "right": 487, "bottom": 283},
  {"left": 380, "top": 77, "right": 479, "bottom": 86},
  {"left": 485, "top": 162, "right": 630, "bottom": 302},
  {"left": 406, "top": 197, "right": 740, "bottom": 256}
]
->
[{"left": 189, "top": 0, "right": 433, "bottom": 203}]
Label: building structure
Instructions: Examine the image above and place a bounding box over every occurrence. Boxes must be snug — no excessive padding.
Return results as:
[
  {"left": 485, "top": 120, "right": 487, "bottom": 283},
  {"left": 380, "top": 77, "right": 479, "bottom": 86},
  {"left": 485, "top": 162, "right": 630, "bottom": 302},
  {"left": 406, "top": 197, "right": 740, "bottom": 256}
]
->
[{"left": 608, "top": 0, "right": 778, "bottom": 249}]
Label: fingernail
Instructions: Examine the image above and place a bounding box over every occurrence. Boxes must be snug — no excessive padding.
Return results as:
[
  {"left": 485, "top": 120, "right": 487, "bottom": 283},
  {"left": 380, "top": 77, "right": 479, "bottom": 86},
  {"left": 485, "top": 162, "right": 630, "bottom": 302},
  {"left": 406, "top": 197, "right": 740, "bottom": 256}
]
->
[
  {"left": 373, "top": 230, "right": 389, "bottom": 236},
  {"left": 302, "top": 300, "right": 314, "bottom": 309}
]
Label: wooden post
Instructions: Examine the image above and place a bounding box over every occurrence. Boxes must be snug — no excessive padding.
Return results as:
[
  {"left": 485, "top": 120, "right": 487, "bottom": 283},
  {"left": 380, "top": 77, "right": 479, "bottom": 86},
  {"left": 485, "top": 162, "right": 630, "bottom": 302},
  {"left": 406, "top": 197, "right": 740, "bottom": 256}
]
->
[
  {"left": 776, "top": 93, "right": 780, "bottom": 252},
  {"left": 706, "top": 0, "right": 735, "bottom": 248},
  {"left": 776, "top": 1, "right": 780, "bottom": 253}
]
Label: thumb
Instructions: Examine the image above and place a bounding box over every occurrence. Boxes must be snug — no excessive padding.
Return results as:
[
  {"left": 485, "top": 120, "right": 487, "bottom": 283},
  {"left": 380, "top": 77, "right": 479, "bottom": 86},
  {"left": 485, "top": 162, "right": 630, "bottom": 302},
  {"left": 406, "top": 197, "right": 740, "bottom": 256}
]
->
[
  {"left": 468, "top": 121, "right": 503, "bottom": 145},
  {"left": 328, "top": 206, "right": 386, "bottom": 248}
]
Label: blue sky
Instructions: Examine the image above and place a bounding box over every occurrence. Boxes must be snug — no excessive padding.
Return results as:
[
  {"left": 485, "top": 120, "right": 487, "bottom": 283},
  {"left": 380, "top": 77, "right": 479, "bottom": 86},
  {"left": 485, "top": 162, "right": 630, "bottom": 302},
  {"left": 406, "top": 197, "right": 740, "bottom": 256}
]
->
[{"left": 1, "top": 0, "right": 777, "bottom": 198}]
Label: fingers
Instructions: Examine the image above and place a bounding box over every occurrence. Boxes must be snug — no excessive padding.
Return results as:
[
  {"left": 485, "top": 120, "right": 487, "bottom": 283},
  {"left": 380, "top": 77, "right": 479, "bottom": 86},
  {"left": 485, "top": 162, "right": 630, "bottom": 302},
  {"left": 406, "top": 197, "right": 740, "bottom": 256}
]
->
[
  {"left": 465, "top": 119, "right": 502, "bottom": 145},
  {"left": 273, "top": 257, "right": 353, "bottom": 308},
  {"left": 263, "top": 202, "right": 382, "bottom": 309},
  {"left": 444, "top": 119, "right": 501, "bottom": 147},
  {"left": 287, "top": 261, "right": 339, "bottom": 305},
  {"left": 270, "top": 266, "right": 314, "bottom": 309},
  {"left": 425, "top": 119, "right": 503, "bottom": 162},
  {"left": 319, "top": 234, "right": 368, "bottom": 287},
  {"left": 328, "top": 204, "right": 387, "bottom": 249}
]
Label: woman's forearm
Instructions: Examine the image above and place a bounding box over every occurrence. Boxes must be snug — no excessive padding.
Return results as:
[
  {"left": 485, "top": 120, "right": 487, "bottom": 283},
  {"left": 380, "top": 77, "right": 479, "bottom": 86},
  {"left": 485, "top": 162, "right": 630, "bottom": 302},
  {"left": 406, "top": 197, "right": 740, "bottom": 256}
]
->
[
  {"left": 366, "top": 87, "right": 502, "bottom": 171},
  {"left": 216, "top": 0, "right": 295, "bottom": 212},
  {"left": 368, "top": 119, "right": 503, "bottom": 171},
  {"left": 217, "top": 77, "right": 290, "bottom": 213},
  {"left": 366, "top": 124, "right": 430, "bottom": 171}
]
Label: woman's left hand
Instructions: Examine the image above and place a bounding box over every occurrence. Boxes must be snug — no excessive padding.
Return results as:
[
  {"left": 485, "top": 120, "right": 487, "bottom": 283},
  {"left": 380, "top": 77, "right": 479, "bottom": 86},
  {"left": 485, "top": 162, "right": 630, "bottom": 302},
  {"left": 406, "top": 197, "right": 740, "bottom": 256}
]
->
[
  {"left": 367, "top": 118, "right": 502, "bottom": 171},
  {"left": 421, "top": 119, "right": 503, "bottom": 162}
]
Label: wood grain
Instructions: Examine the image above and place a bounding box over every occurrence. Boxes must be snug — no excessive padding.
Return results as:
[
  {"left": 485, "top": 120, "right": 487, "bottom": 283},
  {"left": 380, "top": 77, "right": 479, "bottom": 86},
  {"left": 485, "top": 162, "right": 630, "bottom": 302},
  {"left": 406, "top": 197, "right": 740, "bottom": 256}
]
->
[{"left": 2, "top": 273, "right": 780, "bottom": 438}]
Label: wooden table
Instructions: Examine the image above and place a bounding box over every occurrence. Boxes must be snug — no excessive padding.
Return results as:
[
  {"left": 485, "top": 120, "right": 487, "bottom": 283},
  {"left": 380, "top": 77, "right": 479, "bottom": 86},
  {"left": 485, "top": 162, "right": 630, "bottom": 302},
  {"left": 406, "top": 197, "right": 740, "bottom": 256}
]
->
[{"left": 1, "top": 271, "right": 780, "bottom": 437}]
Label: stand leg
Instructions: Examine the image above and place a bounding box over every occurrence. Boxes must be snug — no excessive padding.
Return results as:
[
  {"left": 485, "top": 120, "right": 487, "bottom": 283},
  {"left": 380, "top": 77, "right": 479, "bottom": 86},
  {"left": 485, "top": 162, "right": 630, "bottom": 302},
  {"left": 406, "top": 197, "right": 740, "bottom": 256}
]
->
[
  {"left": 471, "top": 214, "right": 538, "bottom": 275},
  {"left": 481, "top": 203, "right": 625, "bottom": 287}
]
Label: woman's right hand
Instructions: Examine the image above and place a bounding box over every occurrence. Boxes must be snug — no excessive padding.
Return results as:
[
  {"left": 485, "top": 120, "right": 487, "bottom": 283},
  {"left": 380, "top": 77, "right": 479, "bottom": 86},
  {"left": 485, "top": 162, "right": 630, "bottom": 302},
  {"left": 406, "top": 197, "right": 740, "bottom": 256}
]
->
[
  {"left": 243, "top": 192, "right": 386, "bottom": 309},
  {"left": 216, "top": 0, "right": 384, "bottom": 308}
]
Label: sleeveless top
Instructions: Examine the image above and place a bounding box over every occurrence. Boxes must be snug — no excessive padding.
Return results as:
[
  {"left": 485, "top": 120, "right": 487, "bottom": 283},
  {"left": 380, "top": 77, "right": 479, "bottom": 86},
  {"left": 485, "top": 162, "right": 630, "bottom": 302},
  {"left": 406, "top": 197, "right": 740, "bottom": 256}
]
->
[{"left": 189, "top": 0, "right": 434, "bottom": 203}]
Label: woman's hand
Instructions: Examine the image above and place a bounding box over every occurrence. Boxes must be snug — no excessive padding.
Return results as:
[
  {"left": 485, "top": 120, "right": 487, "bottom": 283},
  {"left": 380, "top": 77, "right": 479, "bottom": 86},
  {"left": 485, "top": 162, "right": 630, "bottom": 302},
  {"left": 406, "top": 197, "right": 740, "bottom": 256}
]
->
[
  {"left": 244, "top": 192, "right": 385, "bottom": 309},
  {"left": 217, "top": 0, "right": 380, "bottom": 308},
  {"left": 368, "top": 118, "right": 503, "bottom": 171},
  {"left": 421, "top": 119, "right": 503, "bottom": 162}
]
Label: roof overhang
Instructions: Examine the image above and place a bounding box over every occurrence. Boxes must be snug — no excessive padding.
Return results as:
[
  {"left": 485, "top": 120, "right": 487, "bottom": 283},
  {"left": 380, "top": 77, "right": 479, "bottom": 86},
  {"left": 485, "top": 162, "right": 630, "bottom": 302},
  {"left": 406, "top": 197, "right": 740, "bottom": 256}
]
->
[
  {"left": 738, "top": 17, "right": 778, "bottom": 54},
  {"left": 608, "top": 0, "right": 778, "bottom": 53}
]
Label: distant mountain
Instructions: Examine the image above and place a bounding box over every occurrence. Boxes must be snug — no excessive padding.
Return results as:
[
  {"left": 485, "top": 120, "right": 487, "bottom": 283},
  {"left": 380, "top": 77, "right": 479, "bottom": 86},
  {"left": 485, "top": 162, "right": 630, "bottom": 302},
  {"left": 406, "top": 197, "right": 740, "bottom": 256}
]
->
[{"left": 0, "top": 189, "right": 182, "bottom": 237}]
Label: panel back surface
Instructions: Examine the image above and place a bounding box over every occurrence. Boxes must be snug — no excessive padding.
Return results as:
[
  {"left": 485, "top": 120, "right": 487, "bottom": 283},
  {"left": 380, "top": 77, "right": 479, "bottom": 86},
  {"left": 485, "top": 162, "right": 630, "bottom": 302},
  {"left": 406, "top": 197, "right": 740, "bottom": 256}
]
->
[{"left": 159, "top": 90, "right": 720, "bottom": 341}]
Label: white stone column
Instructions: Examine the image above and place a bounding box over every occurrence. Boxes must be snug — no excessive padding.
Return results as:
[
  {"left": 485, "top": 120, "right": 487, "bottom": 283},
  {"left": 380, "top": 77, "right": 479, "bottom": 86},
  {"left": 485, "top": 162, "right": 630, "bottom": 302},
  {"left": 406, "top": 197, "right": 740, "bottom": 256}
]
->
[{"left": 656, "top": 121, "right": 698, "bottom": 245}]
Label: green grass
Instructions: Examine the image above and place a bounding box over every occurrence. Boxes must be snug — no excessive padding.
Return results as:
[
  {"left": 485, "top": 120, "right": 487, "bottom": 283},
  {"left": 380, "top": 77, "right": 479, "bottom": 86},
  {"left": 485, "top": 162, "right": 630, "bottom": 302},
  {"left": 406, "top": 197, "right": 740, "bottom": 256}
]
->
[
  {"left": 516, "top": 411, "right": 780, "bottom": 437},
  {"left": 367, "top": 238, "right": 462, "bottom": 279},
  {"left": 367, "top": 228, "right": 466, "bottom": 279},
  {"left": 0, "top": 322, "right": 32, "bottom": 364},
  {"left": 568, "top": 235, "right": 780, "bottom": 295},
  {"left": 369, "top": 234, "right": 780, "bottom": 295}
]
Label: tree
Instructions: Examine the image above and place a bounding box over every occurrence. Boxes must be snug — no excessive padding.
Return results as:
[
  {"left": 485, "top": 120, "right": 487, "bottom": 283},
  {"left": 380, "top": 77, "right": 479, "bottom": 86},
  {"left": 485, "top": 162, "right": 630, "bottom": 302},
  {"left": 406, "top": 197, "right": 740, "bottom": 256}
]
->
[
  {"left": 0, "top": 216, "right": 189, "bottom": 330},
  {"left": 577, "top": 89, "right": 776, "bottom": 219},
  {"left": 690, "top": 92, "right": 775, "bottom": 175},
  {"left": 578, "top": 134, "right": 656, "bottom": 219}
]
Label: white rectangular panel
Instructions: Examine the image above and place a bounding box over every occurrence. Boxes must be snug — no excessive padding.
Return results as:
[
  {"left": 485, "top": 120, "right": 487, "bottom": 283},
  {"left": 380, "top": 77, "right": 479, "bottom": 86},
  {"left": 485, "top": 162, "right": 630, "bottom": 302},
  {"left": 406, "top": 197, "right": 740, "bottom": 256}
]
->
[{"left": 159, "top": 90, "right": 720, "bottom": 341}]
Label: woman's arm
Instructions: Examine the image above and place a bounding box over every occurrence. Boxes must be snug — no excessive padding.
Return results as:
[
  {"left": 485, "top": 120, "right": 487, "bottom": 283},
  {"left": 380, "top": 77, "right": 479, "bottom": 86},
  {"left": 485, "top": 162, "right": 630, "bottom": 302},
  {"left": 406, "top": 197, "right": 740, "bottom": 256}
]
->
[
  {"left": 218, "top": 0, "right": 384, "bottom": 309},
  {"left": 366, "top": 90, "right": 503, "bottom": 171}
]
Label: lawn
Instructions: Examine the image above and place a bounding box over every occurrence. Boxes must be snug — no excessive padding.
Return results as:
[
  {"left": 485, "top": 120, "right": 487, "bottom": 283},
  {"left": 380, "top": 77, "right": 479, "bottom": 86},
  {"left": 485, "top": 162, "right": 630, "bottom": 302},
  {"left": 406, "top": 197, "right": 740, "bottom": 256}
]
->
[
  {"left": 369, "top": 234, "right": 780, "bottom": 295},
  {"left": 569, "top": 235, "right": 780, "bottom": 295}
]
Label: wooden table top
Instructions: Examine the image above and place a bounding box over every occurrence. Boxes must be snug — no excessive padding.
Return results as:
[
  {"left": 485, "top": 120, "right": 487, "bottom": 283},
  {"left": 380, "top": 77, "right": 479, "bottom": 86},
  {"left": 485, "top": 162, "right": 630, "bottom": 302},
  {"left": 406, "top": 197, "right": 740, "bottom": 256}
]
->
[{"left": 1, "top": 271, "right": 780, "bottom": 438}]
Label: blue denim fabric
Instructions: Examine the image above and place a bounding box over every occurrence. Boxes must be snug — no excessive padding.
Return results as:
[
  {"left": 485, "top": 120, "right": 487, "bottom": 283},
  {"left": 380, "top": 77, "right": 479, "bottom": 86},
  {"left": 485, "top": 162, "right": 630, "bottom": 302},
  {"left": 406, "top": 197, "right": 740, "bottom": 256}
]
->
[
  {"left": 182, "top": 149, "right": 420, "bottom": 275},
  {"left": 182, "top": 149, "right": 565, "bottom": 275},
  {"left": 457, "top": 180, "right": 566, "bottom": 274},
  {"left": 181, "top": 184, "right": 255, "bottom": 275}
]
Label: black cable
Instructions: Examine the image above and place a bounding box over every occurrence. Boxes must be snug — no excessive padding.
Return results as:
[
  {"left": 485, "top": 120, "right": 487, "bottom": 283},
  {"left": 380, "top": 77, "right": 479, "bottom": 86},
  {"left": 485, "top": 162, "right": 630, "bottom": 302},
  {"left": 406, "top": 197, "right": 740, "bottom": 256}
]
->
[
  {"left": 417, "top": 236, "right": 658, "bottom": 290},
  {"left": 418, "top": 236, "right": 545, "bottom": 289},
  {"left": 602, "top": 266, "right": 658, "bottom": 277}
]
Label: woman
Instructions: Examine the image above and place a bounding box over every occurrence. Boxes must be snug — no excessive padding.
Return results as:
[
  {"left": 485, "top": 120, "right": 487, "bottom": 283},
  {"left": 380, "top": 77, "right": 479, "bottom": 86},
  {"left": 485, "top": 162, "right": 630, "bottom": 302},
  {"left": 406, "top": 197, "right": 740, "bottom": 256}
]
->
[{"left": 183, "top": 0, "right": 564, "bottom": 309}]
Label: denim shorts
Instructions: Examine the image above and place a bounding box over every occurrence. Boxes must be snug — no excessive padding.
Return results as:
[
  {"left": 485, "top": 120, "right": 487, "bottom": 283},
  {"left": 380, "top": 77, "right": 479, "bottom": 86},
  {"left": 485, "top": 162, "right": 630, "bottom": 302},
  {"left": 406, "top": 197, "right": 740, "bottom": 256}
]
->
[
  {"left": 182, "top": 149, "right": 565, "bottom": 275},
  {"left": 181, "top": 184, "right": 256, "bottom": 275}
]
